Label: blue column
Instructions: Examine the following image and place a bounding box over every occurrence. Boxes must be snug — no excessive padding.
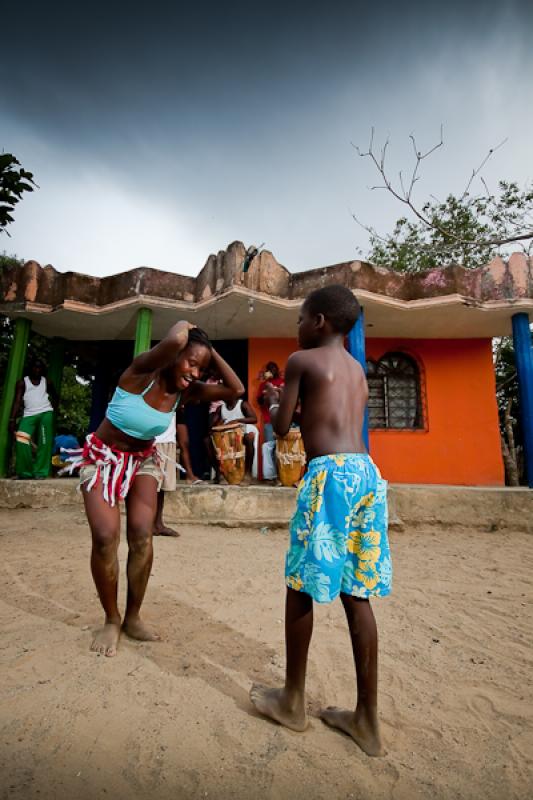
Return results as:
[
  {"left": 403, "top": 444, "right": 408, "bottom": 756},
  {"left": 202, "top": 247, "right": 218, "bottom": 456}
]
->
[
  {"left": 347, "top": 308, "right": 370, "bottom": 452},
  {"left": 512, "top": 313, "right": 533, "bottom": 488}
]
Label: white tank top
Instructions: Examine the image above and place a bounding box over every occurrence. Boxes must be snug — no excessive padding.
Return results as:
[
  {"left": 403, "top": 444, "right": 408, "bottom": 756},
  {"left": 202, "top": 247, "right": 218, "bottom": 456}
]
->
[
  {"left": 154, "top": 414, "right": 176, "bottom": 444},
  {"left": 220, "top": 400, "right": 244, "bottom": 423},
  {"left": 23, "top": 376, "right": 53, "bottom": 417}
]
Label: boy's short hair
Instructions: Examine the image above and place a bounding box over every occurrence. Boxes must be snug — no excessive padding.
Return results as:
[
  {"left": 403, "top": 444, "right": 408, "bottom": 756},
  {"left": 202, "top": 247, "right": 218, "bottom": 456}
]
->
[{"left": 304, "top": 285, "right": 361, "bottom": 334}]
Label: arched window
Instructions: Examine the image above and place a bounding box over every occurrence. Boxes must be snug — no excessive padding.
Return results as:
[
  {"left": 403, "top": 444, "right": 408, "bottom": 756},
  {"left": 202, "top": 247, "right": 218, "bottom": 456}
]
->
[{"left": 367, "top": 352, "right": 423, "bottom": 429}]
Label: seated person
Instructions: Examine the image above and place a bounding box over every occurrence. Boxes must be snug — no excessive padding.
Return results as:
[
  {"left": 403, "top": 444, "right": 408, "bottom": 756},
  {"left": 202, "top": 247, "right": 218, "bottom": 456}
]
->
[
  {"left": 214, "top": 397, "right": 258, "bottom": 484},
  {"left": 257, "top": 362, "right": 284, "bottom": 443}
]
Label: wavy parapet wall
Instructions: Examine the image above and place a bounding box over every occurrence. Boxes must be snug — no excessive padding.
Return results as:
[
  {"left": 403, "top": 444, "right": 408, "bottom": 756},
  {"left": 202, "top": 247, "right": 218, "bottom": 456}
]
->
[{"left": 1, "top": 242, "right": 533, "bottom": 311}]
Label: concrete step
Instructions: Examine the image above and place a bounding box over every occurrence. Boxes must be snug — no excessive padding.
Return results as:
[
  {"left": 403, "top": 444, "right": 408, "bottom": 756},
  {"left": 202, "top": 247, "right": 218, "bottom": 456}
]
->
[{"left": 0, "top": 479, "right": 531, "bottom": 533}]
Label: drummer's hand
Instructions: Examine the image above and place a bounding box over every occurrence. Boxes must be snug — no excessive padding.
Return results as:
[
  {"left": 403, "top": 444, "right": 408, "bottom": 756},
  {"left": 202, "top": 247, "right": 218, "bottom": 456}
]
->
[{"left": 264, "top": 383, "right": 280, "bottom": 405}]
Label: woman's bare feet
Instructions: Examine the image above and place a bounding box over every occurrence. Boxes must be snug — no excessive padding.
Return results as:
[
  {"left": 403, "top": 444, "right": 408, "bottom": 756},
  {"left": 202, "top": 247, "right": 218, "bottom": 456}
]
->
[
  {"left": 90, "top": 619, "right": 121, "bottom": 657},
  {"left": 320, "top": 707, "right": 385, "bottom": 757},
  {"left": 153, "top": 524, "right": 180, "bottom": 537},
  {"left": 249, "top": 684, "right": 308, "bottom": 732},
  {"left": 122, "top": 616, "right": 161, "bottom": 641}
]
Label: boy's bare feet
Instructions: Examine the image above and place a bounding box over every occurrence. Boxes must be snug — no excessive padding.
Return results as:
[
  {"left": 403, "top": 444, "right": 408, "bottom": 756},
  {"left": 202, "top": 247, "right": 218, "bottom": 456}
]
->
[
  {"left": 122, "top": 616, "right": 161, "bottom": 642},
  {"left": 320, "top": 707, "right": 384, "bottom": 757},
  {"left": 249, "top": 684, "right": 308, "bottom": 732},
  {"left": 90, "top": 619, "right": 121, "bottom": 657},
  {"left": 153, "top": 524, "right": 180, "bottom": 537}
]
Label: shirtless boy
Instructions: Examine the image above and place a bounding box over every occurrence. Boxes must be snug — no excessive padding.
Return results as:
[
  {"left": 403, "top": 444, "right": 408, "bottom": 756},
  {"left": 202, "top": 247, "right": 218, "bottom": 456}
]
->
[{"left": 250, "top": 285, "right": 392, "bottom": 756}]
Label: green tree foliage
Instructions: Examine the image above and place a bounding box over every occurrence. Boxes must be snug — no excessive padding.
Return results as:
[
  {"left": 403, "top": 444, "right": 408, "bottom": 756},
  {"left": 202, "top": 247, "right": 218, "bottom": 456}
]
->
[
  {"left": 0, "top": 154, "right": 37, "bottom": 234},
  {"left": 55, "top": 365, "right": 91, "bottom": 441},
  {"left": 367, "top": 182, "right": 533, "bottom": 273},
  {"left": 0, "top": 252, "right": 23, "bottom": 269},
  {"left": 494, "top": 336, "right": 524, "bottom": 484}
]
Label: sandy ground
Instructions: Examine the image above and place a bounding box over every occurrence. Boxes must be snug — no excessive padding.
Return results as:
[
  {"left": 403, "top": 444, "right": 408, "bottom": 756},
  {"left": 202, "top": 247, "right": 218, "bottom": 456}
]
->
[{"left": 0, "top": 506, "right": 532, "bottom": 800}]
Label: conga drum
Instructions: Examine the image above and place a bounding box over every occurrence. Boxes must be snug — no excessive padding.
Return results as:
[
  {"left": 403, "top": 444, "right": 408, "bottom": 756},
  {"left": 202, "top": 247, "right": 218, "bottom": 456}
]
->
[
  {"left": 211, "top": 422, "right": 246, "bottom": 485},
  {"left": 275, "top": 429, "right": 306, "bottom": 487}
]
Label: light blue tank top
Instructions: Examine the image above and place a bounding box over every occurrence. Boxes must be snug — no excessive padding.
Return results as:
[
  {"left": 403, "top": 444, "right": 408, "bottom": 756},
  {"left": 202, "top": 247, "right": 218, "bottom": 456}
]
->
[{"left": 106, "top": 380, "right": 180, "bottom": 440}]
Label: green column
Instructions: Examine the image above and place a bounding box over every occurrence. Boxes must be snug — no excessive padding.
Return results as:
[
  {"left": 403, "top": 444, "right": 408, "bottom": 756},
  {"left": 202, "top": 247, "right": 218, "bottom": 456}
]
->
[
  {"left": 133, "top": 308, "right": 152, "bottom": 356},
  {"left": 48, "top": 337, "right": 66, "bottom": 397},
  {"left": 0, "top": 317, "right": 32, "bottom": 477}
]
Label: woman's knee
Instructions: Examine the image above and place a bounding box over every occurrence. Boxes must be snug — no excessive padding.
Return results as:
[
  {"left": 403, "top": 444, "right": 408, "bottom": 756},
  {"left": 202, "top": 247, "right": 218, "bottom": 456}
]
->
[
  {"left": 91, "top": 526, "right": 119, "bottom": 556},
  {"left": 127, "top": 523, "right": 153, "bottom": 554}
]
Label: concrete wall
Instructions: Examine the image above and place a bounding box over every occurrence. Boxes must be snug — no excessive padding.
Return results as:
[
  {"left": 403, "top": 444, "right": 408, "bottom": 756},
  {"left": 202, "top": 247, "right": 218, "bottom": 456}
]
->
[{"left": 1, "top": 480, "right": 531, "bottom": 533}]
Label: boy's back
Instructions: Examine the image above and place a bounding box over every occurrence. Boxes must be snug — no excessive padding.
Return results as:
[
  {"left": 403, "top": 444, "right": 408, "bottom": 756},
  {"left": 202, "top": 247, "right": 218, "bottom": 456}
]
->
[
  {"left": 291, "top": 345, "right": 368, "bottom": 461},
  {"left": 251, "top": 285, "right": 391, "bottom": 757}
]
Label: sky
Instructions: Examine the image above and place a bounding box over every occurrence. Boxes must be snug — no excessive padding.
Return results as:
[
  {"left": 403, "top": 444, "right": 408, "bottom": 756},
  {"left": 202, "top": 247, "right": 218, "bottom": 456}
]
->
[{"left": 1, "top": 0, "right": 532, "bottom": 277}]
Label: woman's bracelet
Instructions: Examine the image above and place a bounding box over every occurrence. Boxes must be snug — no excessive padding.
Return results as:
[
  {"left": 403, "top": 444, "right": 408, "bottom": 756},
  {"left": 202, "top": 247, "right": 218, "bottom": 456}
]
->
[{"left": 269, "top": 403, "right": 280, "bottom": 412}]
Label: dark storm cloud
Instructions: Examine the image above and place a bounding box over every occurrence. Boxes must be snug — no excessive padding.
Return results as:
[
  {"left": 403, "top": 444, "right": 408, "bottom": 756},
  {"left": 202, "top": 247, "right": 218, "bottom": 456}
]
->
[
  {"left": 5, "top": 0, "right": 525, "bottom": 142},
  {"left": 1, "top": 0, "right": 532, "bottom": 275}
]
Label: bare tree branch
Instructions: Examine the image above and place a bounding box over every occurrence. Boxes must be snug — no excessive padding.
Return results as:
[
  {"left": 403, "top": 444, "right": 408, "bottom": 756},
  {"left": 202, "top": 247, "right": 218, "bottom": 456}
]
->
[
  {"left": 460, "top": 138, "right": 507, "bottom": 201},
  {"left": 351, "top": 213, "right": 391, "bottom": 244},
  {"left": 354, "top": 129, "right": 533, "bottom": 249}
]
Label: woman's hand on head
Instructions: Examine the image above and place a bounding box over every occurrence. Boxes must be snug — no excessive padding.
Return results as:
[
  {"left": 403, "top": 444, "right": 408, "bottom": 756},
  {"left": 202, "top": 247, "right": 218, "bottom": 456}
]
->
[
  {"left": 175, "top": 320, "right": 196, "bottom": 345},
  {"left": 177, "top": 320, "right": 196, "bottom": 334}
]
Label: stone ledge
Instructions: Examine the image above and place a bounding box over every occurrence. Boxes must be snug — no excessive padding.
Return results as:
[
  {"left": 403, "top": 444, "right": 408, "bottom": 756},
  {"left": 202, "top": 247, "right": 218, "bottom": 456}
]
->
[{"left": 0, "top": 479, "right": 531, "bottom": 533}]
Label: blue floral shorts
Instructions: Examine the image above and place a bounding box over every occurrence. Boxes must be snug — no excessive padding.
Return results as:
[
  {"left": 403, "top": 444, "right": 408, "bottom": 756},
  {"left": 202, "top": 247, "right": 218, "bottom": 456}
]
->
[{"left": 285, "top": 454, "right": 392, "bottom": 603}]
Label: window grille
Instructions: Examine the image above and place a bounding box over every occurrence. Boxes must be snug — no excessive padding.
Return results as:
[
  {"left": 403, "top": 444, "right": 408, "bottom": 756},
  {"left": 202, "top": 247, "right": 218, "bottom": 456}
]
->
[{"left": 366, "top": 353, "right": 423, "bottom": 430}]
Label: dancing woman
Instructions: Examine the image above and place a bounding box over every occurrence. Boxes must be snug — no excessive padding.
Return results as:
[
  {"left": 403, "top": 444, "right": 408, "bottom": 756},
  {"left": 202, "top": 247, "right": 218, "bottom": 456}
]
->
[{"left": 79, "top": 321, "right": 243, "bottom": 657}]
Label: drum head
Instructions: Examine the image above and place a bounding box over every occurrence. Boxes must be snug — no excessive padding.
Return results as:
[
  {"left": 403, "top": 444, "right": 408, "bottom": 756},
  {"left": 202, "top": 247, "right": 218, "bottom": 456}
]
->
[
  {"left": 211, "top": 421, "right": 242, "bottom": 432},
  {"left": 276, "top": 428, "right": 301, "bottom": 441}
]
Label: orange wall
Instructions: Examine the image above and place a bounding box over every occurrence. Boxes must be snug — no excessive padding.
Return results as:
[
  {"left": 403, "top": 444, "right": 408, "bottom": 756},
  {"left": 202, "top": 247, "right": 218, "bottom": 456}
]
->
[
  {"left": 248, "top": 336, "right": 298, "bottom": 426},
  {"left": 248, "top": 337, "right": 504, "bottom": 486},
  {"left": 366, "top": 339, "right": 504, "bottom": 486}
]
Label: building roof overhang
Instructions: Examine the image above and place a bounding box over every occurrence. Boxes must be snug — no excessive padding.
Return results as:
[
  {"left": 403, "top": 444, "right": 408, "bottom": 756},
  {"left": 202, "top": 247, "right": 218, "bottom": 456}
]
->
[{"left": 6, "top": 286, "right": 533, "bottom": 340}]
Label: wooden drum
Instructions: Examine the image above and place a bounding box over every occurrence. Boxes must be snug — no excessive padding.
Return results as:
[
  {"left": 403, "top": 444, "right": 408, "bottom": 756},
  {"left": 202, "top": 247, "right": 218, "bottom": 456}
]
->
[
  {"left": 211, "top": 422, "right": 245, "bottom": 485},
  {"left": 275, "top": 429, "right": 306, "bottom": 487}
]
